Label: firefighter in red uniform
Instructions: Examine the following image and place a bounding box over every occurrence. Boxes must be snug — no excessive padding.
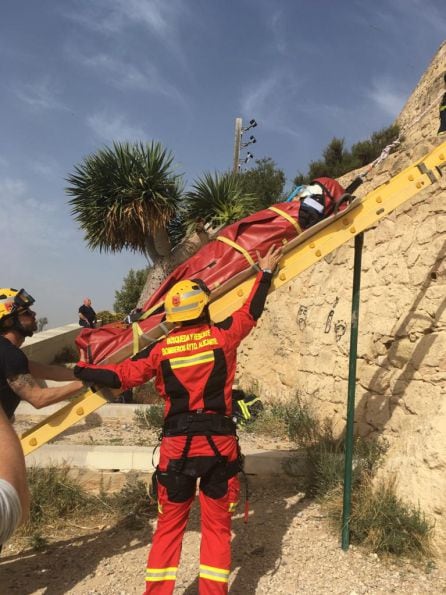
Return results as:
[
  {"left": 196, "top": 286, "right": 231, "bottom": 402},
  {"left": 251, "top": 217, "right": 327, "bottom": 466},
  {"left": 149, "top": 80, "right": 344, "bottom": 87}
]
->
[{"left": 74, "top": 245, "right": 282, "bottom": 595}]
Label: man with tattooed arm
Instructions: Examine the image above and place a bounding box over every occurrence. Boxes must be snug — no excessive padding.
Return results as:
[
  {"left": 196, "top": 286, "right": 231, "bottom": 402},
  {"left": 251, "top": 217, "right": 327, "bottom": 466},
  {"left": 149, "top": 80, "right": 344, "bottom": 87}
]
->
[{"left": 0, "top": 288, "right": 83, "bottom": 421}]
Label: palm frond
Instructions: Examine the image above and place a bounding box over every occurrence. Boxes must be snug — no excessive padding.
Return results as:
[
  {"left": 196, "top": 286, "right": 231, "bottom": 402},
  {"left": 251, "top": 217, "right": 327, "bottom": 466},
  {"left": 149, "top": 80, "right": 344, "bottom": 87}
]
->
[
  {"left": 183, "top": 171, "right": 257, "bottom": 234},
  {"left": 66, "top": 141, "right": 183, "bottom": 256}
]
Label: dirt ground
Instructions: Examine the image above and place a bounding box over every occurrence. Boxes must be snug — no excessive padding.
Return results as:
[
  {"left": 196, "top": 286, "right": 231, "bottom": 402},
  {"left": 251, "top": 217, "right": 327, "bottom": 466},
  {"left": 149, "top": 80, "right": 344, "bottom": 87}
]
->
[
  {"left": 1, "top": 480, "right": 446, "bottom": 595},
  {"left": 2, "top": 417, "right": 446, "bottom": 594}
]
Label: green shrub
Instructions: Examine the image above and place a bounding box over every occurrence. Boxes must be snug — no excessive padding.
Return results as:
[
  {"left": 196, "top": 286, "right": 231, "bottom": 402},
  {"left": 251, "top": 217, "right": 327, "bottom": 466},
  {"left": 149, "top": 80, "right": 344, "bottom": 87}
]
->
[
  {"left": 134, "top": 404, "right": 164, "bottom": 430},
  {"left": 96, "top": 310, "right": 125, "bottom": 325},
  {"left": 302, "top": 424, "right": 431, "bottom": 560},
  {"left": 243, "top": 395, "right": 319, "bottom": 443},
  {"left": 25, "top": 465, "right": 92, "bottom": 531},
  {"left": 28, "top": 532, "right": 48, "bottom": 551},
  {"left": 279, "top": 400, "right": 319, "bottom": 445},
  {"left": 21, "top": 465, "right": 155, "bottom": 542},
  {"left": 326, "top": 477, "right": 433, "bottom": 558},
  {"left": 108, "top": 475, "right": 153, "bottom": 528},
  {"left": 52, "top": 345, "right": 78, "bottom": 364},
  {"left": 306, "top": 425, "right": 386, "bottom": 498},
  {"left": 350, "top": 477, "right": 433, "bottom": 556},
  {"left": 133, "top": 380, "right": 161, "bottom": 404},
  {"left": 306, "top": 428, "right": 345, "bottom": 496},
  {"left": 293, "top": 124, "right": 400, "bottom": 185},
  {"left": 245, "top": 406, "right": 287, "bottom": 438}
]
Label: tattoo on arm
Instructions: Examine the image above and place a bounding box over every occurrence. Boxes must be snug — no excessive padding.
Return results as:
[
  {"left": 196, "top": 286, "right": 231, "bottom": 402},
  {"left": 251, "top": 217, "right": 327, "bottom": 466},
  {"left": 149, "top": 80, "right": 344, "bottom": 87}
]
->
[{"left": 8, "top": 373, "right": 39, "bottom": 396}]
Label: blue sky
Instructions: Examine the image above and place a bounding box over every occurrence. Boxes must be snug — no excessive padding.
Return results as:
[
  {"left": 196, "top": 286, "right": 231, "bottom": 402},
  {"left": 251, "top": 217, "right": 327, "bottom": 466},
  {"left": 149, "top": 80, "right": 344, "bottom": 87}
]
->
[{"left": 1, "top": 0, "right": 444, "bottom": 328}]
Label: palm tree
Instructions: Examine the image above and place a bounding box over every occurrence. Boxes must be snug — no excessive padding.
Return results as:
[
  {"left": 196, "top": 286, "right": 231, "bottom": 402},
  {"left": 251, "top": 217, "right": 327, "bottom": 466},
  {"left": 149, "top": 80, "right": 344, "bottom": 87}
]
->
[
  {"left": 182, "top": 171, "right": 257, "bottom": 235},
  {"left": 66, "top": 141, "right": 183, "bottom": 261},
  {"left": 67, "top": 142, "right": 258, "bottom": 309},
  {"left": 137, "top": 171, "right": 257, "bottom": 305}
]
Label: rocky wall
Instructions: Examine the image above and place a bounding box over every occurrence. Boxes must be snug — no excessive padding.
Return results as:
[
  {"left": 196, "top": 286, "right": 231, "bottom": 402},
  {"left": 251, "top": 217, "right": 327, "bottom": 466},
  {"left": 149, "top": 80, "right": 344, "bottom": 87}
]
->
[{"left": 237, "top": 41, "right": 446, "bottom": 559}]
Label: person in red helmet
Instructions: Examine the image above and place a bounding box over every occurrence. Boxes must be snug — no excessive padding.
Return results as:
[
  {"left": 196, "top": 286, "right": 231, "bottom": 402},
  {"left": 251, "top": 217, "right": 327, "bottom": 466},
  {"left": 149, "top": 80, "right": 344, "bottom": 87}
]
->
[{"left": 74, "top": 244, "right": 283, "bottom": 595}]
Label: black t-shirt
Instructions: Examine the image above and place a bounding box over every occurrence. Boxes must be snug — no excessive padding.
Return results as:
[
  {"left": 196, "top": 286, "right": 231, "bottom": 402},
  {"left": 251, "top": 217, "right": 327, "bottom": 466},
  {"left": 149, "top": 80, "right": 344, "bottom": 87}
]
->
[
  {"left": 79, "top": 305, "right": 96, "bottom": 325},
  {"left": 0, "top": 336, "right": 29, "bottom": 418}
]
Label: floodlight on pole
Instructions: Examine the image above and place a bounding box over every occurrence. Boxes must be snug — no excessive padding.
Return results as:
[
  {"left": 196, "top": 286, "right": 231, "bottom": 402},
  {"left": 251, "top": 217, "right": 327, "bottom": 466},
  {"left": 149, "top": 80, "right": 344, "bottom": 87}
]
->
[
  {"left": 232, "top": 118, "right": 258, "bottom": 174},
  {"left": 243, "top": 119, "right": 257, "bottom": 132},
  {"left": 241, "top": 135, "right": 256, "bottom": 148}
]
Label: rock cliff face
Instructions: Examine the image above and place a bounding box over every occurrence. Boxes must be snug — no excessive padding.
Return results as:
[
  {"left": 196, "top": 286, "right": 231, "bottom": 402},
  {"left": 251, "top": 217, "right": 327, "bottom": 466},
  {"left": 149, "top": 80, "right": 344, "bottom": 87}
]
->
[{"left": 238, "top": 42, "right": 446, "bottom": 557}]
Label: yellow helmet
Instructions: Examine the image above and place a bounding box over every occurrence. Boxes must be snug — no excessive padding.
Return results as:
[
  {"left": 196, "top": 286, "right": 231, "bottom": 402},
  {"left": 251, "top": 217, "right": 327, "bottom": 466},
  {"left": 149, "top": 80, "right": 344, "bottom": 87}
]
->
[
  {"left": 164, "top": 279, "right": 210, "bottom": 323},
  {"left": 0, "top": 288, "right": 35, "bottom": 324}
]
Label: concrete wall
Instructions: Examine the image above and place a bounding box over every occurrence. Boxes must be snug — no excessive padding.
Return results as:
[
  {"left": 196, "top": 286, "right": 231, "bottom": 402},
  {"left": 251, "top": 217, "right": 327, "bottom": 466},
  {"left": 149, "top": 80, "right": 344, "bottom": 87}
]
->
[{"left": 22, "top": 323, "right": 81, "bottom": 364}]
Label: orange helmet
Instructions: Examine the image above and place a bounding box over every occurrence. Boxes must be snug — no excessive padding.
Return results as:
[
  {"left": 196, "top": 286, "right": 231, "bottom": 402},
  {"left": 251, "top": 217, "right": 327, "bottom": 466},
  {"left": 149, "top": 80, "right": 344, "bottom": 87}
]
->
[{"left": 164, "top": 279, "right": 210, "bottom": 323}]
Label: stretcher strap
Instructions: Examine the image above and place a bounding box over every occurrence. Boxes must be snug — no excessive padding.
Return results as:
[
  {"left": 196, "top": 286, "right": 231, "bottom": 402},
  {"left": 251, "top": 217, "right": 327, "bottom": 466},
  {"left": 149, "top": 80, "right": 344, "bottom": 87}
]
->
[
  {"left": 268, "top": 206, "right": 302, "bottom": 234},
  {"left": 140, "top": 301, "right": 163, "bottom": 320},
  {"left": 216, "top": 236, "right": 258, "bottom": 268},
  {"left": 132, "top": 322, "right": 143, "bottom": 355}
]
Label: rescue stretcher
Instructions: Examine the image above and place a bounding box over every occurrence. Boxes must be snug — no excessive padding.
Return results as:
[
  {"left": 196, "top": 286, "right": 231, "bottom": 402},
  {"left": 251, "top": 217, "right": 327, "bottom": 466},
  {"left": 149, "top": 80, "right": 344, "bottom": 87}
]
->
[{"left": 20, "top": 140, "right": 446, "bottom": 455}]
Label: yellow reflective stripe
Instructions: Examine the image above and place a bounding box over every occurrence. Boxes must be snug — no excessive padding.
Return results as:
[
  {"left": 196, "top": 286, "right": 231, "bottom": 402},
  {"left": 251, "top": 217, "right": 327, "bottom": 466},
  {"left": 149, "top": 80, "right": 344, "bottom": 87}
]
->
[
  {"left": 216, "top": 236, "right": 255, "bottom": 267},
  {"left": 145, "top": 566, "right": 177, "bottom": 582},
  {"left": 199, "top": 564, "right": 230, "bottom": 583},
  {"left": 157, "top": 501, "right": 163, "bottom": 514},
  {"left": 268, "top": 205, "right": 302, "bottom": 234},
  {"left": 237, "top": 400, "right": 251, "bottom": 420},
  {"left": 170, "top": 350, "right": 215, "bottom": 369},
  {"left": 140, "top": 301, "right": 164, "bottom": 320},
  {"left": 132, "top": 322, "right": 143, "bottom": 355},
  {"left": 228, "top": 501, "right": 238, "bottom": 512}
]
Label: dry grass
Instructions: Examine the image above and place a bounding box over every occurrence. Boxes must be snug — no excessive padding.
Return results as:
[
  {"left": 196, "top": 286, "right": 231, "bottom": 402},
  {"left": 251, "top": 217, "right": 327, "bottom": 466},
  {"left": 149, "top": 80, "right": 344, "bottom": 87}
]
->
[
  {"left": 21, "top": 465, "right": 156, "bottom": 549},
  {"left": 324, "top": 476, "right": 434, "bottom": 558}
]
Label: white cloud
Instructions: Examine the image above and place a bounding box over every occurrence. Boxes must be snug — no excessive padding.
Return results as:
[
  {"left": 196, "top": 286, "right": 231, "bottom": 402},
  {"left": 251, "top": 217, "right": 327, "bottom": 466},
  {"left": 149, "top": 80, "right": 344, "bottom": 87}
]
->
[
  {"left": 14, "top": 78, "right": 67, "bottom": 111},
  {"left": 0, "top": 178, "right": 73, "bottom": 254},
  {"left": 240, "top": 72, "right": 304, "bottom": 138},
  {"left": 391, "top": 0, "right": 446, "bottom": 35},
  {"left": 72, "top": 51, "right": 186, "bottom": 105},
  {"left": 81, "top": 54, "right": 149, "bottom": 89},
  {"left": 87, "top": 111, "right": 146, "bottom": 141},
  {"left": 367, "top": 78, "right": 406, "bottom": 118},
  {"left": 270, "top": 10, "right": 286, "bottom": 54},
  {"left": 30, "top": 158, "right": 61, "bottom": 180},
  {"left": 64, "top": 0, "right": 185, "bottom": 48},
  {"left": 110, "top": 0, "right": 181, "bottom": 35}
]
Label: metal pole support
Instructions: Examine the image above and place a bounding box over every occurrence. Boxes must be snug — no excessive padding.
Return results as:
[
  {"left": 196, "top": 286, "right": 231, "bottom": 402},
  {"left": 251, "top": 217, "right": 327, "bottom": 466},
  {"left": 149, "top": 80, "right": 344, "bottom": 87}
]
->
[
  {"left": 232, "top": 117, "right": 242, "bottom": 174},
  {"left": 342, "top": 232, "right": 364, "bottom": 550}
]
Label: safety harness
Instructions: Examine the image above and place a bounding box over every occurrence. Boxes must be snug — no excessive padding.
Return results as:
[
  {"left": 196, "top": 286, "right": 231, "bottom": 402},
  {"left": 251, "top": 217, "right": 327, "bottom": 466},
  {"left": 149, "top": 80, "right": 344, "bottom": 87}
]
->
[{"left": 155, "top": 411, "right": 250, "bottom": 522}]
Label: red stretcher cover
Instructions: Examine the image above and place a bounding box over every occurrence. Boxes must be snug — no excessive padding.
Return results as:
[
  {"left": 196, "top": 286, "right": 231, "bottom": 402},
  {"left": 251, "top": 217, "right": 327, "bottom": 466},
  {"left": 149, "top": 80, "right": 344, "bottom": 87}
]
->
[{"left": 76, "top": 177, "right": 345, "bottom": 364}]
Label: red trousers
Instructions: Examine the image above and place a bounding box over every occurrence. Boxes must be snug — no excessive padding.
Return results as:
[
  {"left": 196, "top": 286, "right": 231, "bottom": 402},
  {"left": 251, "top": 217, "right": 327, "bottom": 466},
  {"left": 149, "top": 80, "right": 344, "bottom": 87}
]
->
[{"left": 144, "top": 436, "right": 240, "bottom": 595}]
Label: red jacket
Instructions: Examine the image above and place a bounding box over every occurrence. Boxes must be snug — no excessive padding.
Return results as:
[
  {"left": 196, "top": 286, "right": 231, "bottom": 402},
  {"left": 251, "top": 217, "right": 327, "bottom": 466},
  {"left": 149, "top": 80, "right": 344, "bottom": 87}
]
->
[{"left": 75, "top": 270, "right": 272, "bottom": 420}]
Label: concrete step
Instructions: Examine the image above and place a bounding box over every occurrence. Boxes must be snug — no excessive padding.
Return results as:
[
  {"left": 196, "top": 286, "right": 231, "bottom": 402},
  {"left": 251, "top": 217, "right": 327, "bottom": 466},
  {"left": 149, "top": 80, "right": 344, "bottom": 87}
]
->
[
  {"left": 25, "top": 443, "right": 308, "bottom": 493},
  {"left": 25, "top": 443, "right": 305, "bottom": 477},
  {"left": 19, "top": 403, "right": 308, "bottom": 491},
  {"left": 16, "top": 401, "right": 151, "bottom": 422}
]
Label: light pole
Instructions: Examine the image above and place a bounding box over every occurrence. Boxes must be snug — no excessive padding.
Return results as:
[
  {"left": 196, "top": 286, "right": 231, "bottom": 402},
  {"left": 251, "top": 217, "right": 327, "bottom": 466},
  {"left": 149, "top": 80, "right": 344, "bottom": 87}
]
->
[
  {"left": 232, "top": 118, "right": 243, "bottom": 174},
  {"left": 232, "top": 118, "right": 257, "bottom": 174}
]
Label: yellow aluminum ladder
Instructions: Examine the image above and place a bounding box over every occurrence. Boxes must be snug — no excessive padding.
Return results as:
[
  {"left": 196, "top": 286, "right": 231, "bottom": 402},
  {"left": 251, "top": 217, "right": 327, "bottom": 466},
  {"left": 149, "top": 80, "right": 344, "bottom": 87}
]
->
[{"left": 20, "top": 141, "right": 446, "bottom": 455}]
